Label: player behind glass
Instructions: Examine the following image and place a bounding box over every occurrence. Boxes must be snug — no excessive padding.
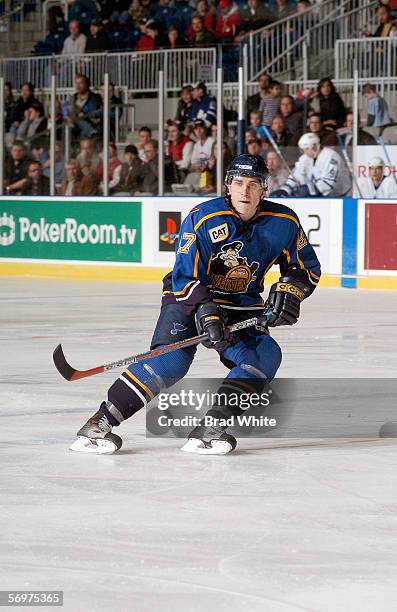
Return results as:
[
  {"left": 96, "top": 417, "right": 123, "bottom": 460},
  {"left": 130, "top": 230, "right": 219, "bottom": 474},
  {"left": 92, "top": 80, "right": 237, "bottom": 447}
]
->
[
  {"left": 71, "top": 154, "right": 321, "bottom": 455},
  {"left": 270, "top": 132, "right": 352, "bottom": 197},
  {"left": 358, "top": 156, "right": 397, "bottom": 199}
]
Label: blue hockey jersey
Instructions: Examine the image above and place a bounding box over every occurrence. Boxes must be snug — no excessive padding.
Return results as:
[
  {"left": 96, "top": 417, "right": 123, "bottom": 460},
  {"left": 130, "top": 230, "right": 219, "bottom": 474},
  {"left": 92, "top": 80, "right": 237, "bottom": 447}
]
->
[{"left": 163, "top": 196, "right": 321, "bottom": 313}]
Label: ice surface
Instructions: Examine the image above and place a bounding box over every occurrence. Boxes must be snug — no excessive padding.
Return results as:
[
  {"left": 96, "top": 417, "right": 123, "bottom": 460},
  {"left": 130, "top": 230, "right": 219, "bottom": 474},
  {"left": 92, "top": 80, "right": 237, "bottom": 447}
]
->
[{"left": 1, "top": 279, "right": 397, "bottom": 612}]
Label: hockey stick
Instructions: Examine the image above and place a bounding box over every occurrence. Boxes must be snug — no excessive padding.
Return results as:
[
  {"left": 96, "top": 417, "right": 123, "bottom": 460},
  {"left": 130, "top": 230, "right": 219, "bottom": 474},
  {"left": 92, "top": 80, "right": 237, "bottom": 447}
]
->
[
  {"left": 53, "top": 313, "right": 272, "bottom": 381},
  {"left": 262, "top": 125, "right": 292, "bottom": 173},
  {"left": 336, "top": 133, "right": 363, "bottom": 198},
  {"left": 377, "top": 136, "right": 397, "bottom": 190}
]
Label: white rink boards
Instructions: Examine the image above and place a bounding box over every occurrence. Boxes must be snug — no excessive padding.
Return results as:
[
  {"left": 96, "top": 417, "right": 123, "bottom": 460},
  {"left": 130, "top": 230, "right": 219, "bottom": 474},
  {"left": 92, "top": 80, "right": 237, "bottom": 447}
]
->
[{"left": 1, "top": 279, "right": 397, "bottom": 612}]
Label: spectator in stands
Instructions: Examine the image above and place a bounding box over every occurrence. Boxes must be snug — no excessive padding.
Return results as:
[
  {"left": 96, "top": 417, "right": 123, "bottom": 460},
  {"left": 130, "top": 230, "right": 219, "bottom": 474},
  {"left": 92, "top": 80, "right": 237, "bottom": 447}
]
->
[
  {"left": 268, "top": 114, "right": 293, "bottom": 146},
  {"left": 338, "top": 110, "right": 377, "bottom": 146},
  {"left": 96, "top": 143, "right": 122, "bottom": 192},
  {"left": 131, "top": 126, "right": 153, "bottom": 161},
  {"left": 274, "top": 0, "right": 296, "bottom": 20},
  {"left": 246, "top": 72, "right": 272, "bottom": 121},
  {"left": 76, "top": 137, "right": 101, "bottom": 177},
  {"left": 246, "top": 137, "right": 265, "bottom": 158},
  {"left": 16, "top": 103, "right": 48, "bottom": 148},
  {"left": 42, "top": 142, "right": 66, "bottom": 184},
  {"left": 189, "top": 15, "right": 217, "bottom": 46},
  {"left": 304, "top": 112, "right": 338, "bottom": 146},
  {"left": 4, "top": 82, "right": 16, "bottom": 133},
  {"left": 166, "top": 25, "right": 187, "bottom": 48},
  {"left": 316, "top": 77, "right": 346, "bottom": 130},
  {"left": 196, "top": 0, "right": 215, "bottom": 32},
  {"left": 140, "top": 139, "right": 159, "bottom": 194},
  {"left": 97, "top": 82, "right": 123, "bottom": 141},
  {"left": 188, "top": 82, "right": 217, "bottom": 128},
  {"left": 20, "top": 161, "right": 50, "bottom": 196},
  {"left": 136, "top": 20, "right": 160, "bottom": 51},
  {"left": 362, "top": 84, "right": 392, "bottom": 129},
  {"left": 167, "top": 121, "right": 194, "bottom": 180},
  {"left": 4, "top": 142, "right": 29, "bottom": 194},
  {"left": 245, "top": 127, "right": 258, "bottom": 145},
  {"left": 362, "top": 4, "right": 394, "bottom": 37},
  {"left": 58, "top": 159, "right": 98, "bottom": 195},
  {"left": 210, "top": 124, "right": 236, "bottom": 155},
  {"left": 216, "top": 0, "right": 241, "bottom": 42},
  {"left": 259, "top": 80, "right": 282, "bottom": 127},
  {"left": 265, "top": 149, "right": 289, "bottom": 193},
  {"left": 112, "top": 145, "right": 143, "bottom": 195},
  {"left": 236, "top": 0, "right": 275, "bottom": 42},
  {"left": 202, "top": 140, "right": 233, "bottom": 193},
  {"left": 62, "top": 20, "right": 87, "bottom": 54},
  {"left": 279, "top": 94, "right": 303, "bottom": 134},
  {"left": 71, "top": 74, "right": 102, "bottom": 139},
  {"left": 10, "top": 83, "right": 42, "bottom": 131},
  {"left": 175, "top": 86, "right": 194, "bottom": 130},
  {"left": 31, "top": 143, "right": 49, "bottom": 167},
  {"left": 297, "top": 0, "right": 311, "bottom": 12},
  {"left": 86, "top": 21, "right": 110, "bottom": 52},
  {"left": 184, "top": 120, "right": 215, "bottom": 188},
  {"left": 249, "top": 110, "right": 267, "bottom": 140}
]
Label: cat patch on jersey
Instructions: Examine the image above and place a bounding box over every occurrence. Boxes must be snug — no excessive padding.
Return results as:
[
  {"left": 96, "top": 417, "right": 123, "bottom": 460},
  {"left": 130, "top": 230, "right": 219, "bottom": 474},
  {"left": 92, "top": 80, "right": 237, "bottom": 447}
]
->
[
  {"left": 297, "top": 228, "right": 308, "bottom": 250},
  {"left": 209, "top": 241, "right": 259, "bottom": 294},
  {"left": 208, "top": 222, "right": 229, "bottom": 243}
]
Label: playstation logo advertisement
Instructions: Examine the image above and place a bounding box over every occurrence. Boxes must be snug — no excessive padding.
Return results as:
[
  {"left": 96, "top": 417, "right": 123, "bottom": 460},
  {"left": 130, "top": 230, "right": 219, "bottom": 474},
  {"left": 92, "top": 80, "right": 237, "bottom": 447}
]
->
[{"left": 159, "top": 212, "right": 181, "bottom": 252}]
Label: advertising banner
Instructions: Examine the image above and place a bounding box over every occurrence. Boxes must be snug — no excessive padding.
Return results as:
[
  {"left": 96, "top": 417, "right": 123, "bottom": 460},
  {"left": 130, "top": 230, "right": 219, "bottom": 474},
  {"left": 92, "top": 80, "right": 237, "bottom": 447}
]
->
[
  {"left": 363, "top": 201, "right": 397, "bottom": 271},
  {"left": 0, "top": 199, "right": 142, "bottom": 263}
]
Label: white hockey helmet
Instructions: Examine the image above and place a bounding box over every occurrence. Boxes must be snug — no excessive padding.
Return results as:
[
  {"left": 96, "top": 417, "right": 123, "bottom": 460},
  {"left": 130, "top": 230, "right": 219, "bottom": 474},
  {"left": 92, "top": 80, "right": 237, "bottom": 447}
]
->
[
  {"left": 368, "top": 156, "right": 385, "bottom": 168},
  {"left": 298, "top": 132, "right": 320, "bottom": 151}
]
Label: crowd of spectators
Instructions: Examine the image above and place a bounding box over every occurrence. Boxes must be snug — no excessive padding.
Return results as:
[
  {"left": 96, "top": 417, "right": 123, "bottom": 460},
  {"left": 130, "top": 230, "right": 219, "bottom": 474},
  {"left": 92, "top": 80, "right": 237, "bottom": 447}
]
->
[
  {"left": 3, "top": 66, "right": 396, "bottom": 197},
  {"left": 36, "top": 0, "right": 332, "bottom": 57}
]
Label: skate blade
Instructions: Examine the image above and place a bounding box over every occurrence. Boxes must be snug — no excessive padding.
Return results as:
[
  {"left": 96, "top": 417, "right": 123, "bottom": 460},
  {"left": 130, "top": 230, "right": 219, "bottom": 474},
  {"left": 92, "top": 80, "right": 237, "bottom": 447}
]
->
[
  {"left": 69, "top": 436, "right": 119, "bottom": 454},
  {"left": 181, "top": 438, "right": 233, "bottom": 455}
]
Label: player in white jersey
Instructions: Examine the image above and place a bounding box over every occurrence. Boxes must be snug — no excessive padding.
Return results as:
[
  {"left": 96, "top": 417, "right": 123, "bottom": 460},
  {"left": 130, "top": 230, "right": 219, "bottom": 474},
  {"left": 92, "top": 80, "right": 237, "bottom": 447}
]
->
[
  {"left": 358, "top": 156, "right": 397, "bottom": 199},
  {"left": 270, "top": 133, "right": 352, "bottom": 197}
]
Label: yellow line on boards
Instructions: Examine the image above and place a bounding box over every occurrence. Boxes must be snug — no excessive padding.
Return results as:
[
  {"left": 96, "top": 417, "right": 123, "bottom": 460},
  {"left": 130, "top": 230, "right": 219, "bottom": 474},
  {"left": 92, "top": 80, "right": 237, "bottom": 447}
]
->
[{"left": 1, "top": 261, "right": 395, "bottom": 289}]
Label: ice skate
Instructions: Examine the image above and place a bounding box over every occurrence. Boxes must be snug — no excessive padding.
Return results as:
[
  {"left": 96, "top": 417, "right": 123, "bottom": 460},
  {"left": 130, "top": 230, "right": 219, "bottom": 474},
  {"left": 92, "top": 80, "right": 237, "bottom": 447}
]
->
[
  {"left": 70, "top": 407, "right": 122, "bottom": 454},
  {"left": 181, "top": 421, "right": 237, "bottom": 455}
]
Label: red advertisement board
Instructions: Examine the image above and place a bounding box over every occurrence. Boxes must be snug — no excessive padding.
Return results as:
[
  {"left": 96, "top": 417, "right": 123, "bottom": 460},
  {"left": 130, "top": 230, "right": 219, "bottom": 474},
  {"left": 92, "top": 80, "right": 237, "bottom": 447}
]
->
[{"left": 365, "top": 203, "right": 397, "bottom": 270}]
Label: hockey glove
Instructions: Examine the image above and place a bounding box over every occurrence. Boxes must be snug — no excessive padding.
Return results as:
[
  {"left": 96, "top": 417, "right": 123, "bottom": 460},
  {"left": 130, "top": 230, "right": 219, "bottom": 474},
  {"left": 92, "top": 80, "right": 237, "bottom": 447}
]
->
[
  {"left": 196, "top": 302, "right": 231, "bottom": 351},
  {"left": 265, "top": 277, "right": 310, "bottom": 326}
]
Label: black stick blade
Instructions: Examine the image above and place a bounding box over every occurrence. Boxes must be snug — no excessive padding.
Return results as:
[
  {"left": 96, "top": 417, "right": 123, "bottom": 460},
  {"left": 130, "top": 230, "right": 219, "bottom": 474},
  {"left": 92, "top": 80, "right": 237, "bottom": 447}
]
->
[{"left": 53, "top": 344, "right": 77, "bottom": 381}]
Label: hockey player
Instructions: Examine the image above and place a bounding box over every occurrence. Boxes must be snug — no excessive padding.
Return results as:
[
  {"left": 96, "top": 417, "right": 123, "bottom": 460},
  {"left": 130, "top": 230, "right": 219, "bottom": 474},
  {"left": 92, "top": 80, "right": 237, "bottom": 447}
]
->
[
  {"left": 71, "top": 154, "right": 321, "bottom": 455},
  {"left": 270, "top": 133, "right": 352, "bottom": 197},
  {"left": 358, "top": 156, "right": 397, "bottom": 199}
]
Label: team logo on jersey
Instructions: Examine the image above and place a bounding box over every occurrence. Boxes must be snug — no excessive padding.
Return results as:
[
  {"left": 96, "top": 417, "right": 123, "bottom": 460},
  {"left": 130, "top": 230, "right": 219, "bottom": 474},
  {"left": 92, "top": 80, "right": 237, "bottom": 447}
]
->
[
  {"left": 208, "top": 223, "right": 229, "bottom": 243},
  {"left": 170, "top": 322, "right": 188, "bottom": 335},
  {"left": 209, "top": 241, "right": 259, "bottom": 294},
  {"left": 297, "top": 228, "right": 308, "bottom": 250}
]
